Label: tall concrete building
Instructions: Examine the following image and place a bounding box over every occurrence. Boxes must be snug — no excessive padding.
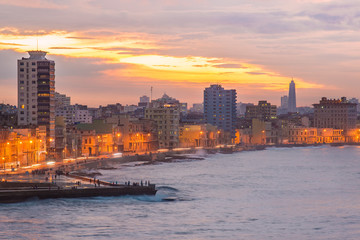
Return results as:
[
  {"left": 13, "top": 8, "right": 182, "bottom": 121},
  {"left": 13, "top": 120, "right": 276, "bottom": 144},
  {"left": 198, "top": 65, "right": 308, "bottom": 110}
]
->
[
  {"left": 204, "top": 84, "right": 237, "bottom": 137},
  {"left": 145, "top": 94, "right": 180, "bottom": 149},
  {"left": 288, "top": 79, "right": 296, "bottom": 113},
  {"left": 17, "top": 51, "right": 55, "bottom": 147},
  {"left": 313, "top": 97, "right": 357, "bottom": 130}
]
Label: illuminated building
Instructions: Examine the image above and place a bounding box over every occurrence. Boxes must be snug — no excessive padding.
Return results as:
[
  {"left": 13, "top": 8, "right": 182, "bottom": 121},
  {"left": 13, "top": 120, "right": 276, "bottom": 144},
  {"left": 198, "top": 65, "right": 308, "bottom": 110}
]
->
[
  {"left": 145, "top": 94, "right": 180, "bottom": 149},
  {"left": 313, "top": 97, "right": 357, "bottom": 130},
  {"left": 17, "top": 51, "right": 55, "bottom": 149},
  {"left": 179, "top": 124, "right": 219, "bottom": 148},
  {"left": 204, "top": 85, "right": 237, "bottom": 139},
  {"left": 288, "top": 127, "right": 318, "bottom": 144}
]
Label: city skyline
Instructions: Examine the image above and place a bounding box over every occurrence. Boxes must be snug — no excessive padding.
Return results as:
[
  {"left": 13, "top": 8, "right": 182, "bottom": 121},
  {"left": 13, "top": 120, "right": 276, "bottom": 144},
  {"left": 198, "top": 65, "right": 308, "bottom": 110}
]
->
[{"left": 1, "top": 1, "right": 360, "bottom": 107}]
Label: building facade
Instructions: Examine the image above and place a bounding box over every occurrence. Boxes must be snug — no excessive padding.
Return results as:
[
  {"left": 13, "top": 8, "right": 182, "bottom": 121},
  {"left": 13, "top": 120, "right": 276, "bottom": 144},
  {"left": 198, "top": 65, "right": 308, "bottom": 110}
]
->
[
  {"left": 313, "top": 97, "right": 357, "bottom": 130},
  {"left": 245, "top": 100, "right": 277, "bottom": 121},
  {"left": 17, "top": 51, "right": 55, "bottom": 149},
  {"left": 145, "top": 103, "right": 180, "bottom": 149},
  {"left": 204, "top": 85, "right": 237, "bottom": 138}
]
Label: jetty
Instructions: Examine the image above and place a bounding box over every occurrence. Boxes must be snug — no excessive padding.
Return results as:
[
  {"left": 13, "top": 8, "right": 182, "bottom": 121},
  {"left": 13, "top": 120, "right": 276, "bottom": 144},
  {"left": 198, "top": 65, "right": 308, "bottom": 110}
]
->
[{"left": 0, "top": 180, "right": 156, "bottom": 203}]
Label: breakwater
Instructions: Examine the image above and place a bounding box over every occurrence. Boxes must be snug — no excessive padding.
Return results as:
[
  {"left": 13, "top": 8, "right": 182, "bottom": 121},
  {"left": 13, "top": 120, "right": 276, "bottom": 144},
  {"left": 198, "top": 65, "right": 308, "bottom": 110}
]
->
[{"left": 0, "top": 182, "right": 156, "bottom": 203}]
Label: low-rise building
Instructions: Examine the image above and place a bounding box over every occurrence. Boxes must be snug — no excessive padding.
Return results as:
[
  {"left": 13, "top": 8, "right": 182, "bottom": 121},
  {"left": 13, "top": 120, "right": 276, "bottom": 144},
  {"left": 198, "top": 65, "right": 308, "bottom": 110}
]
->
[{"left": 179, "top": 124, "right": 220, "bottom": 148}]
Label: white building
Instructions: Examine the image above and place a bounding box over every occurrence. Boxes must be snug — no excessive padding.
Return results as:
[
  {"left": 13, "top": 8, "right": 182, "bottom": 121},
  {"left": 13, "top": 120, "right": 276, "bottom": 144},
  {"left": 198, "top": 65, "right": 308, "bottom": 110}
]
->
[
  {"left": 56, "top": 104, "right": 92, "bottom": 125},
  {"left": 17, "top": 51, "right": 55, "bottom": 146}
]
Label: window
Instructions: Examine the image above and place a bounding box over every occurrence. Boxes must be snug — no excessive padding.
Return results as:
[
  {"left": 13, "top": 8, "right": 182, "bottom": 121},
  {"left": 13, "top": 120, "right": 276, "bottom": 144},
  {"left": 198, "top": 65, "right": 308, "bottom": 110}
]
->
[
  {"left": 20, "top": 62, "right": 24, "bottom": 66},
  {"left": 20, "top": 81, "right": 24, "bottom": 84},
  {"left": 21, "top": 105, "right": 25, "bottom": 109},
  {"left": 32, "top": 62, "right": 35, "bottom": 66},
  {"left": 32, "top": 68, "right": 36, "bottom": 72},
  {"left": 20, "top": 68, "right": 24, "bottom": 72},
  {"left": 32, "top": 81, "right": 36, "bottom": 84}
]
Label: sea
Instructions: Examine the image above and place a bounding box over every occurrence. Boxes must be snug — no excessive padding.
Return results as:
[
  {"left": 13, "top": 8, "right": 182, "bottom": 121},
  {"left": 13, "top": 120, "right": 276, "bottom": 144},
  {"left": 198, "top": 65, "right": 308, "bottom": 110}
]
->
[{"left": 1, "top": 145, "right": 360, "bottom": 240}]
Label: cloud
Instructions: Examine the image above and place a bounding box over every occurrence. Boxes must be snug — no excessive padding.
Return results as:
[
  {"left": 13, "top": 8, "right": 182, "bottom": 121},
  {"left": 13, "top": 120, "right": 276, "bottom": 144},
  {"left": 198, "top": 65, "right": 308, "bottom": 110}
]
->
[
  {"left": 246, "top": 71, "right": 269, "bottom": 76},
  {"left": 213, "top": 63, "right": 246, "bottom": 69},
  {"left": 0, "top": 0, "right": 66, "bottom": 9},
  {"left": 49, "top": 47, "right": 81, "bottom": 50},
  {"left": 0, "top": 42, "right": 25, "bottom": 46}
]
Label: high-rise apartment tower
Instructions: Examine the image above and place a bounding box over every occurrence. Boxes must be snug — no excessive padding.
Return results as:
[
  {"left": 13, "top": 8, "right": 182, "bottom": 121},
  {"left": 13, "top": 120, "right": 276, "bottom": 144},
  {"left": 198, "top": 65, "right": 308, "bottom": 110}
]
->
[
  {"left": 204, "top": 84, "right": 237, "bottom": 137},
  {"left": 17, "top": 51, "right": 55, "bottom": 146}
]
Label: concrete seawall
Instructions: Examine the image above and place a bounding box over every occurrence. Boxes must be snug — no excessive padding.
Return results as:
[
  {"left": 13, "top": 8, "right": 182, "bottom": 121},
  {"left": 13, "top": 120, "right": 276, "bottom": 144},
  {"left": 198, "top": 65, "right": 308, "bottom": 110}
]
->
[{"left": 0, "top": 184, "right": 157, "bottom": 203}]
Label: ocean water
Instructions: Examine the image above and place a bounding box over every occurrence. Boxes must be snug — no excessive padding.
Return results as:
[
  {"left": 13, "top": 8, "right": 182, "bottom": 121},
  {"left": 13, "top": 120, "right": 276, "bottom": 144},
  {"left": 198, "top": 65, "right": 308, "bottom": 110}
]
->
[{"left": 1, "top": 145, "right": 360, "bottom": 240}]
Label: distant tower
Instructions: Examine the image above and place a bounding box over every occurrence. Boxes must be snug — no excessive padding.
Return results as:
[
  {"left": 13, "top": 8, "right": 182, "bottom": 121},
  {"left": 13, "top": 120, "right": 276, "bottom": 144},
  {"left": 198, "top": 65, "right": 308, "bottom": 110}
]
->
[{"left": 288, "top": 79, "right": 296, "bottom": 112}]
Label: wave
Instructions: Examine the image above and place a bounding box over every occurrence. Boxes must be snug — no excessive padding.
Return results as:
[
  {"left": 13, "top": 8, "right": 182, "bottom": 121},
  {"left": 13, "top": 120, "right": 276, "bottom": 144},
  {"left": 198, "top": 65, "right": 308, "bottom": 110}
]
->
[{"left": 156, "top": 186, "right": 179, "bottom": 192}]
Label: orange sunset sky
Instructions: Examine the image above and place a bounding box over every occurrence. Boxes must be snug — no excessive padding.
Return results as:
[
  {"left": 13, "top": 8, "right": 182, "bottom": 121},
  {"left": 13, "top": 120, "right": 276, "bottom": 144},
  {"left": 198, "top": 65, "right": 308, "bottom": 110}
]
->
[{"left": 0, "top": 0, "right": 359, "bottom": 107}]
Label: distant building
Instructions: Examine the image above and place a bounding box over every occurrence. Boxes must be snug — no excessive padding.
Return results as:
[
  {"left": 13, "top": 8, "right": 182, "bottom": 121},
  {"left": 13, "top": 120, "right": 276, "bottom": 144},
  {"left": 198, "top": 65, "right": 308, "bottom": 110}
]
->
[
  {"left": 313, "top": 97, "right": 357, "bottom": 130},
  {"left": 203, "top": 85, "right": 237, "bottom": 138},
  {"left": 180, "top": 103, "right": 188, "bottom": 116},
  {"left": 281, "top": 95, "right": 288, "bottom": 109},
  {"left": 55, "top": 92, "right": 70, "bottom": 109},
  {"left": 245, "top": 100, "right": 277, "bottom": 121},
  {"left": 349, "top": 98, "right": 360, "bottom": 114},
  {"left": 17, "top": 51, "right": 55, "bottom": 148},
  {"left": 189, "top": 103, "right": 204, "bottom": 113},
  {"left": 0, "top": 104, "right": 17, "bottom": 128},
  {"left": 145, "top": 94, "right": 180, "bottom": 149},
  {"left": 237, "top": 102, "right": 254, "bottom": 117},
  {"left": 288, "top": 79, "right": 297, "bottom": 113},
  {"left": 138, "top": 95, "right": 150, "bottom": 107},
  {"left": 56, "top": 104, "right": 92, "bottom": 125}
]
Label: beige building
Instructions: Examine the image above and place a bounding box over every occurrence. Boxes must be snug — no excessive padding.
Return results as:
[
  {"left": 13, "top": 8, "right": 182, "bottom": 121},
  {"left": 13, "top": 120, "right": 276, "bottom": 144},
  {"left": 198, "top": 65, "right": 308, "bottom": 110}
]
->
[
  {"left": 313, "top": 97, "right": 357, "bottom": 130},
  {"left": 246, "top": 100, "right": 277, "bottom": 121},
  {"left": 0, "top": 127, "right": 47, "bottom": 169},
  {"left": 145, "top": 104, "right": 180, "bottom": 149},
  {"left": 251, "top": 119, "right": 279, "bottom": 145},
  {"left": 179, "top": 124, "right": 219, "bottom": 148},
  {"left": 288, "top": 127, "right": 318, "bottom": 144}
]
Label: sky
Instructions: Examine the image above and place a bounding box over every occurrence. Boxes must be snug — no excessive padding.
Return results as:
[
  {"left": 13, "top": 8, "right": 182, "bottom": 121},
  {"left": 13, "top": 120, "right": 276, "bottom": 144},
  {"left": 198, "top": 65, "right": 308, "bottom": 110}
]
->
[{"left": 0, "top": 0, "right": 360, "bottom": 107}]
